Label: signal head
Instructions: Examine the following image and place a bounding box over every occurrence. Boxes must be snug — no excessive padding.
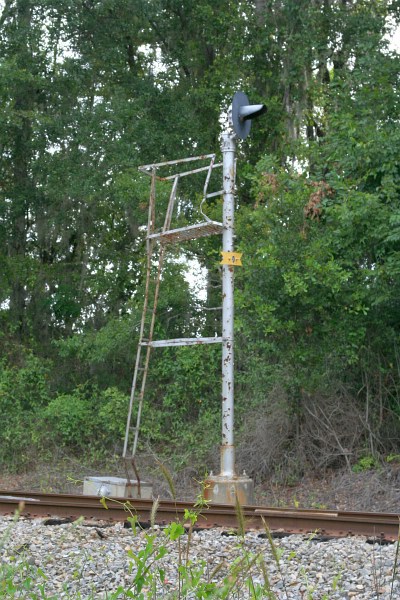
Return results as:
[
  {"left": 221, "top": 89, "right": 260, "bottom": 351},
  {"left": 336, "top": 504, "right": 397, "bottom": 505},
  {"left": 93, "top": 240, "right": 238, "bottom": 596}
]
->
[{"left": 231, "top": 91, "right": 266, "bottom": 139}]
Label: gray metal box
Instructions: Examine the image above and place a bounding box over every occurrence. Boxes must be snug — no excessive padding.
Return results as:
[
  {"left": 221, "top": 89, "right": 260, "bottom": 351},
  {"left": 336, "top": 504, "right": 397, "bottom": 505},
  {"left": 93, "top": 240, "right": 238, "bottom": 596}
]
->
[{"left": 83, "top": 476, "right": 152, "bottom": 499}]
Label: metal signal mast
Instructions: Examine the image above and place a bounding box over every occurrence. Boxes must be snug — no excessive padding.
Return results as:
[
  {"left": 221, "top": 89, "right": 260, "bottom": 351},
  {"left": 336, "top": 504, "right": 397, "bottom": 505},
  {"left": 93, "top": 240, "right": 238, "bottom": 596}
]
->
[{"left": 123, "top": 92, "right": 266, "bottom": 504}]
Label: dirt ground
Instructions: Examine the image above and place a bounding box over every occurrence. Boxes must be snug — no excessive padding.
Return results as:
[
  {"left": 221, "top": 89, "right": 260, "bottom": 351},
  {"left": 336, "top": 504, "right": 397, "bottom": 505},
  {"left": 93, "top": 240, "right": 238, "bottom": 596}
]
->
[
  {"left": 0, "top": 456, "right": 399, "bottom": 513},
  {"left": 256, "top": 466, "right": 400, "bottom": 513}
]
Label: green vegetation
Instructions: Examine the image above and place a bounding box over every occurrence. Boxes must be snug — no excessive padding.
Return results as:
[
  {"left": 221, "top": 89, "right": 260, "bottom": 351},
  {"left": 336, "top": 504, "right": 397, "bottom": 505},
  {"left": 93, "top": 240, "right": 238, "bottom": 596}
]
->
[
  {"left": 352, "top": 455, "right": 380, "bottom": 473},
  {"left": 0, "top": 0, "right": 399, "bottom": 478}
]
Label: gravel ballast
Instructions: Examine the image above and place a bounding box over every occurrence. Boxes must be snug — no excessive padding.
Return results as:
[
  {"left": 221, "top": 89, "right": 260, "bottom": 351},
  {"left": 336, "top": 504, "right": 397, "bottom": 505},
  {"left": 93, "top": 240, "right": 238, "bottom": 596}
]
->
[{"left": 0, "top": 515, "right": 399, "bottom": 599}]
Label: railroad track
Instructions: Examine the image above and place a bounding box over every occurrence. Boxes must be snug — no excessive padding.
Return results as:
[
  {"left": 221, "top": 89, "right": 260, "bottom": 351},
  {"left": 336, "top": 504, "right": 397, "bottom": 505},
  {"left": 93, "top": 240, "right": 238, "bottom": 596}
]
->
[{"left": 0, "top": 490, "right": 399, "bottom": 541}]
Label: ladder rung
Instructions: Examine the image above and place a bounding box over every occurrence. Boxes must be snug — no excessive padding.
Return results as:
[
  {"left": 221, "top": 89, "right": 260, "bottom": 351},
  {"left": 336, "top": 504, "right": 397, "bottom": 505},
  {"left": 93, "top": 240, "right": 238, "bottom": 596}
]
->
[
  {"left": 148, "top": 221, "right": 223, "bottom": 244},
  {"left": 141, "top": 336, "right": 223, "bottom": 348}
]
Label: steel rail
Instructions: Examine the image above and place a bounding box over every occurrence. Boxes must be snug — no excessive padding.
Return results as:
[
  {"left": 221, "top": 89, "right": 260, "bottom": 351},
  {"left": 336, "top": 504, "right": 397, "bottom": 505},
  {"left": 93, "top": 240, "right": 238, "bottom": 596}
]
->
[{"left": 0, "top": 491, "right": 398, "bottom": 541}]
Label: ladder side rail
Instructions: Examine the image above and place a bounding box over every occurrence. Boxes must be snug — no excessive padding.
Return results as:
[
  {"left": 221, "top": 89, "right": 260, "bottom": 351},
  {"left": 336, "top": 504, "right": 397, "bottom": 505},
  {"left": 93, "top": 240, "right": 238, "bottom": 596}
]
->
[
  {"left": 149, "top": 168, "right": 156, "bottom": 236},
  {"left": 199, "top": 155, "right": 216, "bottom": 221},
  {"left": 129, "top": 174, "right": 177, "bottom": 457},
  {"left": 202, "top": 155, "right": 215, "bottom": 199},
  {"left": 123, "top": 170, "right": 157, "bottom": 458},
  {"left": 200, "top": 158, "right": 223, "bottom": 219},
  {"left": 123, "top": 236, "right": 156, "bottom": 457},
  {"left": 131, "top": 343, "right": 152, "bottom": 457},
  {"left": 163, "top": 175, "right": 179, "bottom": 233},
  {"left": 122, "top": 342, "right": 144, "bottom": 457},
  {"left": 131, "top": 241, "right": 168, "bottom": 458}
]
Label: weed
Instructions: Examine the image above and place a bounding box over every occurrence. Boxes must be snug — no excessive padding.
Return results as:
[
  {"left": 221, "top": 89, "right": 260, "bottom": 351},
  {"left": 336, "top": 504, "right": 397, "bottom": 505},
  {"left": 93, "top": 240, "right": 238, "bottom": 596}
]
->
[
  {"left": 352, "top": 455, "right": 380, "bottom": 473},
  {"left": 389, "top": 521, "right": 400, "bottom": 600},
  {"left": 386, "top": 454, "right": 400, "bottom": 464},
  {"left": 0, "top": 507, "right": 56, "bottom": 599}
]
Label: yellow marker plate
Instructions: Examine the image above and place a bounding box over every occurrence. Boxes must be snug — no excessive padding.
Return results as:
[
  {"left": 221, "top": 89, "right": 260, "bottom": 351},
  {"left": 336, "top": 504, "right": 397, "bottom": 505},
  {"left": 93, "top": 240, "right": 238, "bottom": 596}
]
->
[{"left": 220, "top": 251, "right": 243, "bottom": 266}]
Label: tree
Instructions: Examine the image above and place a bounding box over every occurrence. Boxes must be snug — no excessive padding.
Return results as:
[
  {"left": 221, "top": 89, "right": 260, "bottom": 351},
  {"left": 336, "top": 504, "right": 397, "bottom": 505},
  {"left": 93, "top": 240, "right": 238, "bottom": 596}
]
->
[
  {"left": 234, "top": 2, "right": 400, "bottom": 473},
  {"left": 0, "top": 0, "right": 399, "bottom": 474}
]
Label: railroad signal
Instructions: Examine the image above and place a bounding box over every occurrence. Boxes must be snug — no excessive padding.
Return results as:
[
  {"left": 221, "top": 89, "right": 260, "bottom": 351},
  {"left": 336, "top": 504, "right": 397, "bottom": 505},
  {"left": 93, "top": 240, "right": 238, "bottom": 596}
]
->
[
  {"left": 231, "top": 91, "right": 266, "bottom": 139},
  {"left": 119, "top": 90, "right": 266, "bottom": 506}
]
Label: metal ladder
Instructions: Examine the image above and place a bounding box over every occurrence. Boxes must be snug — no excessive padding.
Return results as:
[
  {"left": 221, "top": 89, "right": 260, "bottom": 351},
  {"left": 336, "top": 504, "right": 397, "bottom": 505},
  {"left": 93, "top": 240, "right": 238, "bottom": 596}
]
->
[{"left": 122, "top": 154, "right": 224, "bottom": 460}]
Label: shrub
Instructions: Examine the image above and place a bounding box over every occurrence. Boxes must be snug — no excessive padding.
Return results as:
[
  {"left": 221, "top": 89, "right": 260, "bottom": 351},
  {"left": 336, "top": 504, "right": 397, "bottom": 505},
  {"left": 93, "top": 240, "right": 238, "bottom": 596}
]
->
[
  {"left": 44, "top": 386, "right": 96, "bottom": 450},
  {"left": 0, "top": 354, "right": 51, "bottom": 469}
]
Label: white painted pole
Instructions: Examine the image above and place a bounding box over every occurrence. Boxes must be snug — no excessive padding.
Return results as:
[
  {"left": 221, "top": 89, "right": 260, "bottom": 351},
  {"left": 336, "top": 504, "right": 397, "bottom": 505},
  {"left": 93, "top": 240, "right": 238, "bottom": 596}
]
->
[{"left": 220, "top": 132, "right": 236, "bottom": 477}]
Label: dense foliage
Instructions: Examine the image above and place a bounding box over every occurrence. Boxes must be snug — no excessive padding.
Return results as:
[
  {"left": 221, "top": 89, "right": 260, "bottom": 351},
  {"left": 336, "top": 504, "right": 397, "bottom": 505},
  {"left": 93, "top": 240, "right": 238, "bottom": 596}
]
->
[{"left": 1, "top": 0, "right": 399, "bottom": 478}]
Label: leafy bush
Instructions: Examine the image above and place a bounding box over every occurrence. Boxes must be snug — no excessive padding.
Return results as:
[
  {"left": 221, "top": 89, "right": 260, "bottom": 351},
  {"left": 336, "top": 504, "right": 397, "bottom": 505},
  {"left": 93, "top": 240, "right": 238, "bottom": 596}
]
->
[
  {"left": 0, "top": 353, "right": 52, "bottom": 469},
  {"left": 44, "top": 386, "right": 96, "bottom": 450},
  {"left": 44, "top": 385, "right": 130, "bottom": 453},
  {"left": 352, "top": 455, "right": 380, "bottom": 473},
  {"left": 98, "top": 386, "right": 129, "bottom": 440}
]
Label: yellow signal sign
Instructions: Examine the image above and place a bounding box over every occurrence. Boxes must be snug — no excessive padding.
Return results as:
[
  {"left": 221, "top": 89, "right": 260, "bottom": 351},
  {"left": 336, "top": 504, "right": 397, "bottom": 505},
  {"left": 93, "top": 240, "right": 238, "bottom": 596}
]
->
[{"left": 220, "top": 251, "right": 243, "bottom": 266}]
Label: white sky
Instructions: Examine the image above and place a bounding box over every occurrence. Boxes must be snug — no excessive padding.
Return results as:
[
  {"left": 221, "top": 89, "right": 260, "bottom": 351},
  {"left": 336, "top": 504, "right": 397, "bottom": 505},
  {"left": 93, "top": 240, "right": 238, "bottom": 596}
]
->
[{"left": 386, "top": 19, "right": 400, "bottom": 51}]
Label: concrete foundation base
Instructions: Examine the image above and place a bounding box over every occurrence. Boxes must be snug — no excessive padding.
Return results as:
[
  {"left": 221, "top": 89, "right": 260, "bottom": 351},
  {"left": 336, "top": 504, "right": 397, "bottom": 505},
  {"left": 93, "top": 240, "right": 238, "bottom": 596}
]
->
[
  {"left": 83, "top": 476, "right": 152, "bottom": 499},
  {"left": 204, "top": 473, "right": 255, "bottom": 506}
]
